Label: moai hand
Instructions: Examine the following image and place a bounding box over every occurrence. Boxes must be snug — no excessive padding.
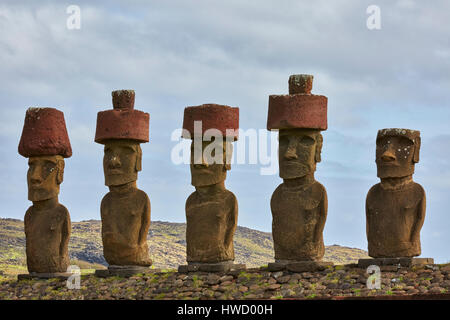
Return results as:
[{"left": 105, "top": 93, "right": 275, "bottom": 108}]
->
[
  {"left": 179, "top": 104, "right": 243, "bottom": 272},
  {"left": 95, "top": 90, "right": 152, "bottom": 268},
  {"left": 366, "top": 129, "right": 426, "bottom": 258},
  {"left": 18, "top": 108, "right": 72, "bottom": 274},
  {"left": 267, "top": 75, "right": 331, "bottom": 269}
]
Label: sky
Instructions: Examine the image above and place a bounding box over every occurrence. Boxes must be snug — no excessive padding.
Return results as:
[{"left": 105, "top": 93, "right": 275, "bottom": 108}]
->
[{"left": 0, "top": 0, "right": 449, "bottom": 263}]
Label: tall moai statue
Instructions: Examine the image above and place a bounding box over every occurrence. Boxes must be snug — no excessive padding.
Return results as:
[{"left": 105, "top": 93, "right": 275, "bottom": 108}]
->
[
  {"left": 266, "top": 75, "right": 333, "bottom": 272},
  {"left": 18, "top": 107, "right": 72, "bottom": 279},
  {"left": 178, "top": 104, "right": 245, "bottom": 273},
  {"left": 358, "top": 128, "right": 433, "bottom": 268},
  {"left": 94, "top": 90, "right": 153, "bottom": 277}
]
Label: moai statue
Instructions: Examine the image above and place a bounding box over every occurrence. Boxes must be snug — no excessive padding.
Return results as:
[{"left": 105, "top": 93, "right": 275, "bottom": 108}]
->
[
  {"left": 178, "top": 104, "right": 245, "bottom": 273},
  {"left": 266, "top": 75, "right": 333, "bottom": 272},
  {"left": 94, "top": 90, "right": 153, "bottom": 277},
  {"left": 358, "top": 128, "right": 433, "bottom": 268},
  {"left": 18, "top": 107, "right": 72, "bottom": 279}
]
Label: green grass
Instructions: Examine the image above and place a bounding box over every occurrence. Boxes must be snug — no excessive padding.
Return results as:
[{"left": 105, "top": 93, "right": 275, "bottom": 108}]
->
[{"left": 1, "top": 218, "right": 373, "bottom": 273}]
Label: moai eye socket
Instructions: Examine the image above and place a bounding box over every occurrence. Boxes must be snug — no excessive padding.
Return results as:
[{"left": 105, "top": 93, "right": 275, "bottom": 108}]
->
[
  {"left": 44, "top": 161, "right": 56, "bottom": 174},
  {"left": 279, "top": 135, "right": 289, "bottom": 145},
  {"left": 299, "top": 135, "right": 315, "bottom": 146}
]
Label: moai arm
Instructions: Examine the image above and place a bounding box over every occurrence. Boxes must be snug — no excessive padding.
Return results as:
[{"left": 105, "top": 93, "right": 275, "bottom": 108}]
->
[
  {"left": 410, "top": 191, "right": 426, "bottom": 243},
  {"left": 139, "top": 194, "right": 151, "bottom": 245},
  {"left": 365, "top": 192, "right": 370, "bottom": 241},
  {"left": 313, "top": 187, "right": 328, "bottom": 244},
  {"left": 24, "top": 207, "right": 32, "bottom": 238},
  {"left": 100, "top": 196, "right": 121, "bottom": 243},
  {"left": 224, "top": 194, "right": 238, "bottom": 249},
  {"left": 60, "top": 208, "right": 71, "bottom": 258}
]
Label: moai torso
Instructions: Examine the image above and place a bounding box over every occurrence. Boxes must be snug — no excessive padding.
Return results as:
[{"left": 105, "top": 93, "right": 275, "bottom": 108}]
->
[
  {"left": 267, "top": 75, "right": 329, "bottom": 263},
  {"left": 186, "top": 189, "right": 237, "bottom": 263},
  {"left": 366, "top": 182, "right": 425, "bottom": 257},
  {"left": 18, "top": 107, "right": 73, "bottom": 274},
  {"left": 95, "top": 90, "right": 152, "bottom": 267},
  {"left": 182, "top": 103, "right": 240, "bottom": 265},
  {"left": 366, "top": 128, "right": 426, "bottom": 258},
  {"left": 101, "top": 187, "right": 151, "bottom": 266},
  {"left": 271, "top": 181, "right": 327, "bottom": 261},
  {"left": 24, "top": 204, "right": 70, "bottom": 273}
]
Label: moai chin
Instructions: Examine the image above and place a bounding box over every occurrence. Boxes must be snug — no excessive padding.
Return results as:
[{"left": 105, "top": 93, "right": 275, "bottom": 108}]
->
[
  {"left": 178, "top": 104, "right": 245, "bottom": 273},
  {"left": 95, "top": 90, "right": 152, "bottom": 272},
  {"left": 267, "top": 75, "right": 332, "bottom": 272},
  {"left": 366, "top": 128, "right": 426, "bottom": 258},
  {"left": 18, "top": 107, "right": 72, "bottom": 276}
]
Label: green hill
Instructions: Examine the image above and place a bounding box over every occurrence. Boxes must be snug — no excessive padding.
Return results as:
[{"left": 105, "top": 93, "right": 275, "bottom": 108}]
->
[{"left": 0, "top": 218, "right": 369, "bottom": 275}]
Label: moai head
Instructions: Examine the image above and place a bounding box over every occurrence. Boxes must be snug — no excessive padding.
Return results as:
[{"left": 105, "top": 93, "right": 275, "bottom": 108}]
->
[
  {"left": 103, "top": 140, "right": 142, "bottom": 187},
  {"left": 278, "top": 129, "right": 323, "bottom": 179},
  {"left": 27, "top": 155, "right": 65, "bottom": 201},
  {"left": 18, "top": 107, "right": 72, "bottom": 201},
  {"left": 267, "top": 75, "right": 328, "bottom": 179},
  {"left": 376, "top": 128, "right": 421, "bottom": 179},
  {"left": 182, "top": 104, "right": 239, "bottom": 187},
  {"left": 95, "top": 90, "right": 149, "bottom": 186},
  {"left": 189, "top": 139, "right": 233, "bottom": 187}
]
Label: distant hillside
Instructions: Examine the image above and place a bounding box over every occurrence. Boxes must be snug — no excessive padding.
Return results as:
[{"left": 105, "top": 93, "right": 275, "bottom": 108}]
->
[{"left": 0, "top": 218, "right": 369, "bottom": 273}]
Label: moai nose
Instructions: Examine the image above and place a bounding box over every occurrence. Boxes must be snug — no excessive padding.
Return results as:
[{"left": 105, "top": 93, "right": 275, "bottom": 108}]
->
[
  {"left": 193, "top": 157, "right": 210, "bottom": 168},
  {"left": 30, "top": 169, "right": 43, "bottom": 184},
  {"left": 381, "top": 150, "right": 396, "bottom": 162},
  {"left": 109, "top": 155, "right": 121, "bottom": 168},
  {"left": 284, "top": 146, "right": 298, "bottom": 160},
  {"left": 283, "top": 138, "right": 298, "bottom": 160}
]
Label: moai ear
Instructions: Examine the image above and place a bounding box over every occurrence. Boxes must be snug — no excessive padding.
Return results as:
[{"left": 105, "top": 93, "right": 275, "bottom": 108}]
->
[
  {"left": 223, "top": 141, "right": 232, "bottom": 171},
  {"left": 56, "top": 159, "right": 65, "bottom": 185},
  {"left": 413, "top": 136, "right": 421, "bottom": 163},
  {"left": 135, "top": 145, "right": 142, "bottom": 172},
  {"left": 315, "top": 133, "right": 323, "bottom": 163}
]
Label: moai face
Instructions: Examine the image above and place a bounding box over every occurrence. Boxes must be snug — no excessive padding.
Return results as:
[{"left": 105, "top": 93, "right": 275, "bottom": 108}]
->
[
  {"left": 27, "top": 155, "right": 64, "bottom": 201},
  {"left": 103, "top": 139, "right": 142, "bottom": 187},
  {"left": 279, "top": 128, "right": 323, "bottom": 180},
  {"left": 376, "top": 130, "right": 420, "bottom": 179},
  {"left": 190, "top": 139, "right": 231, "bottom": 187}
]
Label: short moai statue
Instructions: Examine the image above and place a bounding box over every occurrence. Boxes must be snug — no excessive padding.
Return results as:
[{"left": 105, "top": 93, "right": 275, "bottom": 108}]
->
[
  {"left": 94, "top": 90, "right": 153, "bottom": 277},
  {"left": 266, "top": 75, "right": 333, "bottom": 272},
  {"left": 18, "top": 107, "right": 72, "bottom": 279},
  {"left": 358, "top": 128, "right": 433, "bottom": 268},
  {"left": 178, "top": 104, "right": 245, "bottom": 273}
]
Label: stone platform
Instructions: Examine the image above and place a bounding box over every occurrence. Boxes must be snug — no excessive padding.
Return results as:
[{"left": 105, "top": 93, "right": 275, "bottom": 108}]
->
[
  {"left": 17, "top": 272, "right": 73, "bottom": 281},
  {"left": 178, "top": 262, "right": 246, "bottom": 273},
  {"left": 268, "top": 260, "right": 334, "bottom": 272},
  {"left": 358, "top": 257, "right": 434, "bottom": 269},
  {"left": 95, "top": 265, "right": 160, "bottom": 278}
]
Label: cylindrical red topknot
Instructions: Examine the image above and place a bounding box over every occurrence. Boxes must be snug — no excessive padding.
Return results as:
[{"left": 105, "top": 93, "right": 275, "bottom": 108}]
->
[
  {"left": 112, "top": 90, "right": 135, "bottom": 110},
  {"left": 267, "top": 74, "right": 327, "bottom": 131},
  {"left": 182, "top": 104, "right": 239, "bottom": 140},
  {"left": 95, "top": 90, "right": 149, "bottom": 144},
  {"left": 18, "top": 107, "right": 72, "bottom": 158}
]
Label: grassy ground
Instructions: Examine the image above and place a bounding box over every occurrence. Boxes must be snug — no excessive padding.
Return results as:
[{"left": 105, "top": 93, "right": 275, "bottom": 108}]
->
[{"left": 0, "top": 217, "right": 370, "bottom": 276}]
